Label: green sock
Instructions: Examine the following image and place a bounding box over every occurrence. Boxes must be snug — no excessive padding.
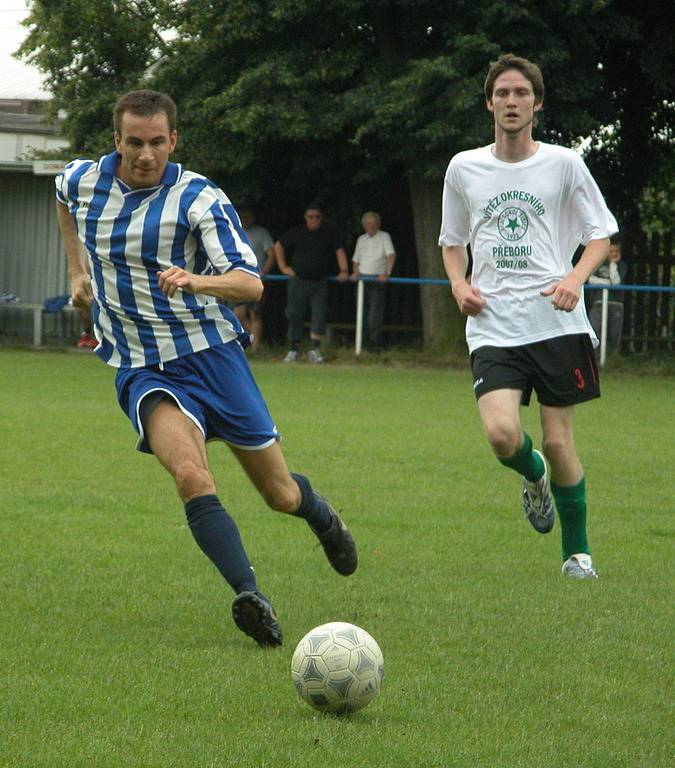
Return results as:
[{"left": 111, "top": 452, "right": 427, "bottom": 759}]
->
[
  {"left": 498, "top": 432, "right": 544, "bottom": 482},
  {"left": 551, "top": 477, "right": 590, "bottom": 561}
]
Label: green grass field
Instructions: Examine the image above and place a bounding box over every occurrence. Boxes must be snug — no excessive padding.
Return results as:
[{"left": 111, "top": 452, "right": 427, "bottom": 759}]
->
[{"left": 0, "top": 349, "right": 672, "bottom": 768}]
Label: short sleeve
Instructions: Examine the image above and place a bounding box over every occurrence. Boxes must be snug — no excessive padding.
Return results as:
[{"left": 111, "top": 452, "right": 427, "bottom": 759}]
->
[
  {"left": 279, "top": 227, "right": 297, "bottom": 250},
  {"left": 55, "top": 171, "right": 68, "bottom": 204},
  {"left": 382, "top": 231, "right": 395, "bottom": 255},
  {"left": 567, "top": 154, "right": 618, "bottom": 245},
  {"left": 332, "top": 227, "right": 346, "bottom": 253},
  {"left": 54, "top": 158, "right": 94, "bottom": 206},
  {"left": 438, "top": 161, "right": 471, "bottom": 247},
  {"left": 194, "top": 189, "right": 259, "bottom": 275}
]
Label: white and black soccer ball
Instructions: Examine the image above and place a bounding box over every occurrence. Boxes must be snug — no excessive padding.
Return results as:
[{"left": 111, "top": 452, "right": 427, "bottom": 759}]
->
[{"left": 291, "top": 621, "right": 384, "bottom": 714}]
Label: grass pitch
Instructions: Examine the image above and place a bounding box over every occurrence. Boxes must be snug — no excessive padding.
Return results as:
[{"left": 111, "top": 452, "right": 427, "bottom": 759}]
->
[{"left": 0, "top": 349, "right": 672, "bottom": 768}]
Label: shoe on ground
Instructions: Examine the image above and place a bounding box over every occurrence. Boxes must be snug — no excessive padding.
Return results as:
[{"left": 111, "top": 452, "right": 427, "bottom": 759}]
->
[
  {"left": 311, "top": 497, "right": 357, "bottom": 576},
  {"left": 307, "top": 348, "right": 324, "bottom": 364},
  {"left": 561, "top": 553, "right": 598, "bottom": 579},
  {"left": 521, "top": 450, "right": 554, "bottom": 533},
  {"left": 283, "top": 349, "right": 299, "bottom": 362},
  {"left": 231, "top": 591, "right": 283, "bottom": 647}
]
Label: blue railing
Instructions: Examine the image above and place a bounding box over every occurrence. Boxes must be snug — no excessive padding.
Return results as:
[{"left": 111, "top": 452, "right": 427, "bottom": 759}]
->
[
  {"left": 263, "top": 274, "right": 673, "bottom": 365},
  {"left": 264, "top": 274, "right": 675, "bottom": 292}
]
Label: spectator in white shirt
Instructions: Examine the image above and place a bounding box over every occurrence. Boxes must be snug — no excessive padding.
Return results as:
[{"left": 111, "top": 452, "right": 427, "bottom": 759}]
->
[
  {"left": 586, "top": 239, "right": 625, "bottom": 354},
  {"left": 350, "top": 212, "right": 396, "bottom": 352},
  {"left": 587, "top": 241, "right": 623, "bottom": 286}
]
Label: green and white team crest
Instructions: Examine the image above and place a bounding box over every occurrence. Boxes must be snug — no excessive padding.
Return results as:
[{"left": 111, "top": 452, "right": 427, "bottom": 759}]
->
[{"left": 497, "top": 207, "right": 529, "bottom": 241}]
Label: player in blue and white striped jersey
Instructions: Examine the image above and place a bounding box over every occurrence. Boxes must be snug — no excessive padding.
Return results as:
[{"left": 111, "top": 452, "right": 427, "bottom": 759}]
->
[{"left": 55, "top": 90, "right": 357, "bottom": 647}]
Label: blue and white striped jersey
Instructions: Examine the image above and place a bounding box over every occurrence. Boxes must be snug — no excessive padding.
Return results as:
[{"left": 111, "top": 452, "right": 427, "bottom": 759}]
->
[{"left": 56, "top": 151, "right": 259, "bottom": 368}]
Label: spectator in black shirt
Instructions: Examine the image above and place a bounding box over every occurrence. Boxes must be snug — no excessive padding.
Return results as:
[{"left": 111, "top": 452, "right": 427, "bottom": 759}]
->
[{"left": 275, "top": 204, "right": 349, "bottom": 363}]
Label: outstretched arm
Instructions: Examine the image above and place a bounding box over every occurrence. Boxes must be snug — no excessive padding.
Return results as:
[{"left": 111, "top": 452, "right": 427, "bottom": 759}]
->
[{"left": 56, "top": 201, "right": 93, "bottom": 309}]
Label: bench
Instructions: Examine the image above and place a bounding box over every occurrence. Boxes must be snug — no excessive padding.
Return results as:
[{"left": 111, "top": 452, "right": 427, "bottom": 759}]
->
[{"left": 0, "top": 302, "right": 77, "bottom": 347}]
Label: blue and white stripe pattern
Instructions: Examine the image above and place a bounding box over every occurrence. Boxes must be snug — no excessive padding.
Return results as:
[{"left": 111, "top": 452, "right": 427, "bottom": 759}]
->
[{"left": 56, "top": 151, "right": 259, "bottom": 368}]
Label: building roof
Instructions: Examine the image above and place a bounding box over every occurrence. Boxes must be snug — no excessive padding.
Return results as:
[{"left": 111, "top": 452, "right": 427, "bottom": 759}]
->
[
  {"left": 0, "top": 98, "right": 63, "bottom": 136},
  {"left": 0, "top": 110, "right": 62, "bottom": 135}
]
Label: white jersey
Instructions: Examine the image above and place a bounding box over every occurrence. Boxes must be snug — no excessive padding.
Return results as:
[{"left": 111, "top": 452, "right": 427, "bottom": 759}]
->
[
  {"left": 56, "top": 152, "right": 259, "bottom": 368},
  {"left": 352, "top": 230, "right": 395, "bottom": 274},
  {"left": 438, "top": 142, "right": 618, "bottom": 352}
]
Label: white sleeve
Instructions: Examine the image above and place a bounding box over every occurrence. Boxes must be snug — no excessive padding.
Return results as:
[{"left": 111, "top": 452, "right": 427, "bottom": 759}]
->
[
  {"left": 568, "top": 154, "right": 618, "bottom": 245},
  {"left": 382, "top": 231, "right": 395, "bottom": 255},
  {"left": 192, "top": 189, "right": 258, "bottom": 275},
  {"left": 54, "top": 159, "right": 93, "bottom": 205},
  {"left": 438, "top": 162, "right": 471, "bottom": 247},
  {"left": 55, "top": 171, "right": 68, "bottom": 204}
]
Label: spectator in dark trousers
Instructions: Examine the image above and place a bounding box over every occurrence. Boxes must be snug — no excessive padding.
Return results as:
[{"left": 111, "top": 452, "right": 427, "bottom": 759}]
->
[
  {"left": 275, "top": 204, "right": 349, "bottom": 363},
  {"left": 350, "top": 211, "right": 396, "bottom": 352}
]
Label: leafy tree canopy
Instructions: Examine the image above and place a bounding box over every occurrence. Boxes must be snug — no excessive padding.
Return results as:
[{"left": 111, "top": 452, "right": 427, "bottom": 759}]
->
[{"left": 17, "top": 1, "right": 673, "bottom": 348}]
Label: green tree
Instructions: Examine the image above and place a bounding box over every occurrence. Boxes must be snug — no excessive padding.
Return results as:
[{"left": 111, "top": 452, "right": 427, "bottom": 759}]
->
[
  {"left": 152, "top": 0, "right": 611, "bottom": 350},
  {"left": 583, "top": 0, "right": 675, "bottom": 233},
  {"left": 20, "top": 1, "right": 670, "bottom": 349},
  {"left": 17, "top": 0, "right": 169, "bottom": 155}
]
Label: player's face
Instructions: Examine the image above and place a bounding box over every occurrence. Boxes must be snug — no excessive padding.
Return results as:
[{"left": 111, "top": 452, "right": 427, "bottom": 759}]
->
[
  {"left": 487, "top": 70, "right": 541, "bottom": 136},
  {"left": 608, "top": 245, "right": 621, "bottom": 262},
  {"left": 304, "top": 209, "right": 322, "bottom": 231},
  {"left": 115, "top": 111, "right": 177, "bottom": 189}
]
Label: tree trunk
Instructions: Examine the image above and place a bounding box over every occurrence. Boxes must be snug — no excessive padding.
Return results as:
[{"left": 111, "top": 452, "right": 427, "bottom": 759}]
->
[{"left": 408, "top": 176, "right": 467, "bottom": 352}]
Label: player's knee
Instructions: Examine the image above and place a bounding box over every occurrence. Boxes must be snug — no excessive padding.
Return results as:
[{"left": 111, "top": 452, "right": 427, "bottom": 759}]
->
[
  {"left": 485, "top": 424, "right": 521, "bottom": 457},
  {"left": 173, "top": 461, "right": 214, "bottom": 500}
]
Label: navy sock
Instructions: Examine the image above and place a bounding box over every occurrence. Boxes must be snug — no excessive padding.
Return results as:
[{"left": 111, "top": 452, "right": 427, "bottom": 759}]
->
[
  {"left": 184, "top": 495, "right": 257, "bottom": 594},
  {"left": 291, "top": 473, "right": 332, "bottom": 533}
]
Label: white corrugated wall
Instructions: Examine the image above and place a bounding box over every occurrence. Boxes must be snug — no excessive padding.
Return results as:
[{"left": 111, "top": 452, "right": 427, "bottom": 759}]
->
[
  {"left": 0, "top": 169, "right": 78, "bottom": 341},
  {"left": 0, "top": 170, "right": 67, "bottom": 302}
]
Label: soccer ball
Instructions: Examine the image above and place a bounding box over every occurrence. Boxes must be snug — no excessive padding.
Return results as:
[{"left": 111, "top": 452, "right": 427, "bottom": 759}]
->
[{"left": 291, "top": 621, "right": 384, "bottom": 714}]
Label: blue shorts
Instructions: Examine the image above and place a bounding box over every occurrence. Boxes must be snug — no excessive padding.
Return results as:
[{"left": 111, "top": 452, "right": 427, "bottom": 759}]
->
[{"left": 115, "top": 341, "right": 279, "bottom": 454}]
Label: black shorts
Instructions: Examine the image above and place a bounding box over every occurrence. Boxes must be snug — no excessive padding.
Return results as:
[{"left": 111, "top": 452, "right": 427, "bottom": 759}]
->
[{"left": 470, "top": 334, "right": 600, "bottom": 407}]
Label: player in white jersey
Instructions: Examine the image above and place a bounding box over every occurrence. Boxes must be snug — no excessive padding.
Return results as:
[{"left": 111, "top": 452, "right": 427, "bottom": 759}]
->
[
  {"left": 55, "top": 90, "right": 357, "bottom": 647},
  {"left": 439, "top": 55, "right": 618, "bottom": 579}
]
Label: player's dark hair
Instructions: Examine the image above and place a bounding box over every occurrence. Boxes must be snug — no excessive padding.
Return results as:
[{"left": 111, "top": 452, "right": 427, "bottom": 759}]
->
[
  {"left": 113, "top": 90, "right": 177, "bottom": 134},
  {"left": 304, "top": 202, "right": 323, "bottom": 214},
  {"left": 484, "top": 54, "right": 545, "bottom": 105}
]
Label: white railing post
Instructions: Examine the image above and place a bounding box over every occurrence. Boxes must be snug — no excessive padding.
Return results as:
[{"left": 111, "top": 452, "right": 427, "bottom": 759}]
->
[
  {"left": 33, "top": 306, "right": 43, "bottom": 348},
  {"left": 599, "top": 288, "right": 609, "bottom": 367},
  {"left": 355, "top": 279, "right": 364, "bottom": 355}
]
